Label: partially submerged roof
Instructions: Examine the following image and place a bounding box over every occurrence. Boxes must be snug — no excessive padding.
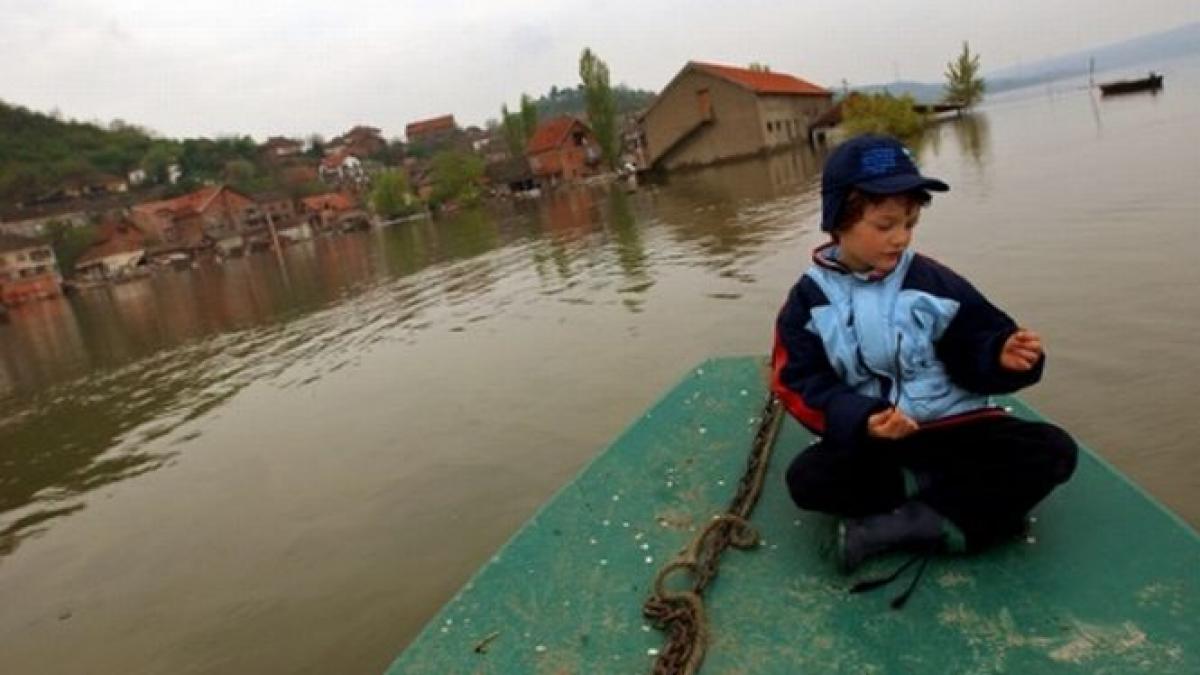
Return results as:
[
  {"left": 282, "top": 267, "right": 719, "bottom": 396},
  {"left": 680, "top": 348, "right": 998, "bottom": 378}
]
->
[{"left": 75, "top": 222, "right": 145, "bottom": 266}]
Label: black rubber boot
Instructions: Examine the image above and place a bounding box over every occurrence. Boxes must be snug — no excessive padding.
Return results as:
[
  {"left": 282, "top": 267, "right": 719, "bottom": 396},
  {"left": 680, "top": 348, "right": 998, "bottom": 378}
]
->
[{"left": 837, "top": 501, "right": 947, "bottom": 573}]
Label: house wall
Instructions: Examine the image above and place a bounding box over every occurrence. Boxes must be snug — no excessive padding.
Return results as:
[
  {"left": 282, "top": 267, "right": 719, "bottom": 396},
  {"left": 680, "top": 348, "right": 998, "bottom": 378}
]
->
[
  {"left": 642, "top": 69, "right": 765, "bottom": 170},
  {"left": 130, "top": 208, "right": 173, "bottom": 242},
  {"left": 77, "top": 250, "right": 145, "bottom": 280},
  {"left": 757, "top": 94, "right": 833, "bottom": 149},
  {"left": 0, "top": 244, "right": 61, "bottom": 303},
  {"left": 529, "top": 124, "right": 600, "bottom": 183},
  {"left": 199, "top": 191, "right": 256, "bottom": 238}
]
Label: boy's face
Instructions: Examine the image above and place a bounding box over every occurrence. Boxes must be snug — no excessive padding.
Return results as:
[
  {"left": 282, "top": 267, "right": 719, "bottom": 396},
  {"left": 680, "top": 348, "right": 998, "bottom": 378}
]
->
[{"left": 837, "top": 196, "right": 920, "bottom": 274}]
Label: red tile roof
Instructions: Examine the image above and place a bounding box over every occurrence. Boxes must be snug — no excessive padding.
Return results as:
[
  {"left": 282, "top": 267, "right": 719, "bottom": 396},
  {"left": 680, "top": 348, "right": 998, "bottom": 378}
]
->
[
  {"left": 132, "top": 186, "right": 223, "bottom": 217},
  {"left": 691, "top": 61, "right": 830, "bottom": 96},
  {"left": 406, "top": 115, "right": 457, "bottom": 139},
  {"left": 301, "top": 193, "right": 356, "bottom": 212},
  {"left": 526, "top": 116, "right": 589, "bottom": 155},
  {"left": 76, "top": 222, "right": 145, "bottom": 265}
]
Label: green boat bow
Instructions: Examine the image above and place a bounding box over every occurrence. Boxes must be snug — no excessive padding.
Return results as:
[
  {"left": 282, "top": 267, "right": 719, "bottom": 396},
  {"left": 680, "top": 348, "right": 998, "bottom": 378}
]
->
[{"left": 387, "top": 357, "right": 1199, "bottom": 674}]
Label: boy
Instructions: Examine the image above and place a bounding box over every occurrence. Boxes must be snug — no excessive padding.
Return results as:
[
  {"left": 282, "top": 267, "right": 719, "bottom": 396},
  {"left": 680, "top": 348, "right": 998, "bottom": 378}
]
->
[{"left": 771, "top": 134, "right": 1077, "bottom": 573}]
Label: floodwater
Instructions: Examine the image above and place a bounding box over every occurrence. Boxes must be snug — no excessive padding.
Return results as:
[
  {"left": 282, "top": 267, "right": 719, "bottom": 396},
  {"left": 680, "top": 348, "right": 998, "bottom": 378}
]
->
[{"left": 2, "top": 58, "right": 1198, "bottom": 673}]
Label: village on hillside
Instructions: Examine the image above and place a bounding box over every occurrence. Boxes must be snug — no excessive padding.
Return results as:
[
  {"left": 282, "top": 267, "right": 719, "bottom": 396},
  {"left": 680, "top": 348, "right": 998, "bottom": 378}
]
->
[{"left": 0, "top": 60, "right": 847, "bottom": 309}]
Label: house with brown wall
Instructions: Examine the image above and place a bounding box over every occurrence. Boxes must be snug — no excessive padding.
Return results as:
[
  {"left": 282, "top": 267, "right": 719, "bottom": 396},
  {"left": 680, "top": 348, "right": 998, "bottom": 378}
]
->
[
  {"left": 130, "top": 185, "right": 257, "bottom": 255},
  {"left": 640, "top": 62, "right": 833, "bottom": 171},
  {"left": 406, "top": 115, "right": 462, "bottom": 152},
  {"left": 0, "top": 234, "right": 62, "bottom": 305},
  {"left": 74, "top": 220, "right": 147, "bottom": 282},
  {"left": 329, "top": 126, "right": 386, "bottom": 158},
  {"left": 526, "top": 116, "right": 602, "bottom": 187}
]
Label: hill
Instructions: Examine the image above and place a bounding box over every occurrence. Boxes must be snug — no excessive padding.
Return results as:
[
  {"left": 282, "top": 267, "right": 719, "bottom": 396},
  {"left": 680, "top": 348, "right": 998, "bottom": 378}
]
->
[
  {"left": 0, "top": 100, "right": 176, "bottom": 205},
  {"left": 527, "top": 84, "right": 657, "bottom": 119},
  {"left": 856, "top": 21, "right": 1200, "bottom": 103}
]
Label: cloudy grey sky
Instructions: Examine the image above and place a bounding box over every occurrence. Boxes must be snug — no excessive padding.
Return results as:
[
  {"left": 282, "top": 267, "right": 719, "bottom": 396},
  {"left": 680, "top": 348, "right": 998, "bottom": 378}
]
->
[{"left": 3, "top": 0, "right": 1197, "bottom": 141}]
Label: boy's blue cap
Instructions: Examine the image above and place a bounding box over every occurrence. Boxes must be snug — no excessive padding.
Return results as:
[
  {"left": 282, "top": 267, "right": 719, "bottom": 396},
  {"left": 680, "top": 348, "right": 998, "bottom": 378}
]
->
[{"left": 820, "top": 134, "right": 949, "bottom": 232}]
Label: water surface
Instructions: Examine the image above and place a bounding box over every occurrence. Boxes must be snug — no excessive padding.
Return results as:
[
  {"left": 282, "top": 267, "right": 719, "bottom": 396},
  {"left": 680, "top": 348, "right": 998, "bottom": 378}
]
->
[{"left": 1, "top": 58, "right": 1198, "bottom": 674}]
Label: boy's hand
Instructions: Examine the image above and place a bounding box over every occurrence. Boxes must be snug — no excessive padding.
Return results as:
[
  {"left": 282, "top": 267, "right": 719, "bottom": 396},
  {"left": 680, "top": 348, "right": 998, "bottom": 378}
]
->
[
  {"left": 867, "top": 407, "right": 919, "bottom": 440},
  {"left": 1000, "top": 328, "right": 1043, "bottom": 372}
]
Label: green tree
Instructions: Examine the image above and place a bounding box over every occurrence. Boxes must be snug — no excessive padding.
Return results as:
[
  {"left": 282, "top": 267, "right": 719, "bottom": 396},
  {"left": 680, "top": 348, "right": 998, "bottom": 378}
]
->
[
  {"left": 748, "top": 62, "right": 771, "bottom": 72},
  {"left": 842, "top": 93, "right": 928, "bottom": 142},
  {"left": 44, "top": 220, "right": 98, "bottom": 277},
  {"left": 305, "top": 134, "right": 325, "bottom": 159},
  {"left": 429, "top": 150, "right": 484, "bottom": 208},
  {"left": 140, "top": 144, "right": 176, "bottom": 184},
  {"left": 370, "top": 170, "right": 415, "bottom": 218},
  {"left": 519, "top": 93, "right": 538, "bottom": 142},
  {"left": 500, "top": 103, "right": 526, "bottom": 157},
  {"left": 579, "top": 48, "right": 619, "bottom": 168},
  {"left": 944, "top": 41, "right": 985, "bottom": 108}
]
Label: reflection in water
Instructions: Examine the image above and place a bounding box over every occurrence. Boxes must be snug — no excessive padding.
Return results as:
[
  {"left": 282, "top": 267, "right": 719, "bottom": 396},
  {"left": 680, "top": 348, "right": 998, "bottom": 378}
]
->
[
  {"left": 2, "top": 68, "right": 1199, "bottom": 672},
  {"left": 951, "top": 112, "right": 991, "bottom": 167},
  {"left": 0, "top": 162, "right": 826, "bottom": 561}
]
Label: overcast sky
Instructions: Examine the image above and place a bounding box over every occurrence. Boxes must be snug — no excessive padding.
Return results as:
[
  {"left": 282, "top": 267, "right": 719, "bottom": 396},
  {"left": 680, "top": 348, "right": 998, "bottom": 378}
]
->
[{"left": 3, "top": 0, "right": 1197, "bottom": 141}]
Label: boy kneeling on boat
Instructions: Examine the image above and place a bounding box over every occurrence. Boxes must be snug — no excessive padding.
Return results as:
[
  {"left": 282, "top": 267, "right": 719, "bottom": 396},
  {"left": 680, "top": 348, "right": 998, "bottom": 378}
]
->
[{"left": 772, "top": 135, "right": 1078, "bottom": 579}]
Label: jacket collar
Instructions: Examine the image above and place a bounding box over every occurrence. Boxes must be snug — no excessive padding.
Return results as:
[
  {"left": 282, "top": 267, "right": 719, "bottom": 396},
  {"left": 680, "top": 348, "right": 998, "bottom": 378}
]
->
[{"left": 811, "top": 242, "right": 896, "bottom": 282}]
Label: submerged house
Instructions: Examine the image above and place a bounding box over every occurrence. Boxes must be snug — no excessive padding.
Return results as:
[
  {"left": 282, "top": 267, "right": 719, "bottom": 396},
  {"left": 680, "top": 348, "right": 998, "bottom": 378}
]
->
[
  {"left": 525, "top": 116, "right": 602, "bottom": 187},
  {"left": 640, "top": 61, "right": 833, "bottom": 171},
  {"left": 0, "top": 233, "right": 62, "bottom": 304},
  {"left": 74, "top": 221, "right": 147, "bottom": 282},
  {"left": 130, "top": 185, "right": 258, "bottom": 257}
]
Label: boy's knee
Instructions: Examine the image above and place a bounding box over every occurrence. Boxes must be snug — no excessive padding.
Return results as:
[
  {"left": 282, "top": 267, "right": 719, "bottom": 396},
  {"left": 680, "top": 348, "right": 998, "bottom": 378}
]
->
[
  {"left": 785, "top": 450, "right": 832, "bottom": 510},
  {"left": 1035, "top": 423, "right": 1078, "bottom": 484}
]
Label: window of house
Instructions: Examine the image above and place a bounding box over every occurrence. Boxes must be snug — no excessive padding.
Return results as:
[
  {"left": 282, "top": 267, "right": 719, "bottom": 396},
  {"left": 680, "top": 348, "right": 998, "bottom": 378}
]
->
[{"left": 766, "top": 121, "right": 774, "bottom": 133}]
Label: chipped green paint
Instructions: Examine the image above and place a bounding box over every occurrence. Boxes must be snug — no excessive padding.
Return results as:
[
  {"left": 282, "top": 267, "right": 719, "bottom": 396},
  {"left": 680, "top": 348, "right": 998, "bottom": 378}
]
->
[{"left": 386, "top": 357, "right": 1200, "bottom": 674}]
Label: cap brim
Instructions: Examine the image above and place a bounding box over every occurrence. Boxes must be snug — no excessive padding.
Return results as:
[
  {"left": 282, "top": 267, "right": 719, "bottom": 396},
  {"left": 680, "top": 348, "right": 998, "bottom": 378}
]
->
[{"left": 856, "top": 174, "right": 949, "bottom": 194}]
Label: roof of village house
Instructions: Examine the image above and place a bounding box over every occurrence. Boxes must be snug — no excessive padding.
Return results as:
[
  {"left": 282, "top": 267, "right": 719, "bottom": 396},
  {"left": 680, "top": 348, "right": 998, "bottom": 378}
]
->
[
  {"left": 301, "top": 193, "right": 356, "bottom": 211},
  {"left": 526, "top": 116, "right": 591, "bottom": 155},
  {"left": 131, "top": 185, "right": 252, "bottom": 219},
  {"left": 0, "top": 232, "right": 47, "bottom": 253},
  {"left": 690, "top": 61, "right": 830, "bottom": 96},
  {"left": 75, "top": 222, "right": 146, "bottom": 266},
  {"left": 406, "top": 115, "right": 457, "bottom": 139},
  {"left": 132, "top": 186, "right": 224, "bottom": 216}
]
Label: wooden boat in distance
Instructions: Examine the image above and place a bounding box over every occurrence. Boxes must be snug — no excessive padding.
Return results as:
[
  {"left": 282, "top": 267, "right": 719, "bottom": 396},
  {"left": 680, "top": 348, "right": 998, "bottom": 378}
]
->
[{"left": 1099, "top": 72, "right": 1164, "bottom": 96}]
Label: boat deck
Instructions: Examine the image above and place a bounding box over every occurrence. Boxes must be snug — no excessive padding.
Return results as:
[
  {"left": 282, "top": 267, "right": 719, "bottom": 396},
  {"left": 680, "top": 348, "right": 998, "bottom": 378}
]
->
[{"left": 387, "top": 357, "right": 1198, "bottom": 674}]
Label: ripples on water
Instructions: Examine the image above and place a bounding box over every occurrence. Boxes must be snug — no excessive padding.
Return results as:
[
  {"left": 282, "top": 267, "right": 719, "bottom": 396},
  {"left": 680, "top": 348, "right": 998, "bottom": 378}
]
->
[
  {"left": 0, "top": 172, "right": 818, "bottom": 561},
  {"left": 1, "top": 57, "right": 1198, "bottom": 674}
]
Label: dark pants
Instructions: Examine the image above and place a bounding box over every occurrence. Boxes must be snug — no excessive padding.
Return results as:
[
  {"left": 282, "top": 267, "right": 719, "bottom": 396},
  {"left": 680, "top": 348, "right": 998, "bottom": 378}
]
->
[{"left": 785, "top": 415, "right": 1078, "bottom": 547}]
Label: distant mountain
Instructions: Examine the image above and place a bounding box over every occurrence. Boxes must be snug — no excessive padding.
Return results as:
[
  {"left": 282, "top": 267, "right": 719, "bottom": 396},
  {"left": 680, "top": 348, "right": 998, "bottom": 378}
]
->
[
  {"left": 851, "top": 81, "right": 947, "bottom": 102},
  {"left": 855, "top": 21, "right": 1200, "bottom": 102},
  {"left": 990, "top": 21, "right": 1200, "bottom": 86}
]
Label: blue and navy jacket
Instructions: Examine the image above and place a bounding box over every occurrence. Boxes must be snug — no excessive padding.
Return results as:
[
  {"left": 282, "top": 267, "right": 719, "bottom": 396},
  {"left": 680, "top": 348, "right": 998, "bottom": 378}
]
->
[{"left": 771, "top": 243, "right": 1044, "bottom": 447}]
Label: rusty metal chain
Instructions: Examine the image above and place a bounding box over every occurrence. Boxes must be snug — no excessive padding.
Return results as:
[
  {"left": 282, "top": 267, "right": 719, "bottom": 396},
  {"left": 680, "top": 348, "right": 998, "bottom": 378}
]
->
[{"left": 643, "top": 392, "right": 784, "bottom": 675}]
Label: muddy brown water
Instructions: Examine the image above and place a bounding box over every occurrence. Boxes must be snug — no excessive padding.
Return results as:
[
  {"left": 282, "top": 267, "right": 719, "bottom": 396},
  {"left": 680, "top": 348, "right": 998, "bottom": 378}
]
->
[{"left": 1, "top": 60, "right": 1198, "bottom": 674}]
